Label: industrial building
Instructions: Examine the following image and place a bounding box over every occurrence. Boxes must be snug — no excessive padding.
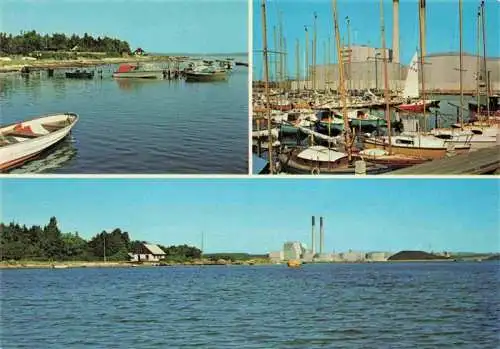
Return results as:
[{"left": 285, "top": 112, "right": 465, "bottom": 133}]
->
[
  {"left": 289, "top": 0, "right": 500, "bottom": 94},
  {"left": 282, "top": 241, "right": 306, "bottom": 260}
]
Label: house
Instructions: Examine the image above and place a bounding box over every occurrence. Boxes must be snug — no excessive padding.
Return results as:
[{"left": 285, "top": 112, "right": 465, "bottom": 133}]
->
[{"left": 128, "top": 243, "right": 166, "bottom": 262}]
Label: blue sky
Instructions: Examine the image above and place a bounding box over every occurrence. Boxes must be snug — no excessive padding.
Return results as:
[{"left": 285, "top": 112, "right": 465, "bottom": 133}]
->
[
  {"left": 0, "top": 0, "right": 248, "bottom": 54},
  {"left": 1, "top": 178, "right": 498, "bottom": 254},
  {"left": 253, "top": 0, "right": 500, "bottom": 78}
]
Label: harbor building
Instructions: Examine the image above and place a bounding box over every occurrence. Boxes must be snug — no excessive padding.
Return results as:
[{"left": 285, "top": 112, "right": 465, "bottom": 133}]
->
[
  {"left": 340, "top": 250, "right": 366, "bottom": 262},
  {"left": 366, "top": 252, "right": 388, "bottom": 262},
  {"left": 268, "top": 250, "right": 284, "bottom": 263}
]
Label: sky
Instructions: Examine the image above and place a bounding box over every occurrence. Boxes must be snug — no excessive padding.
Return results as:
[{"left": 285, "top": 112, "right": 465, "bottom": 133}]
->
[
  {"left": 253, "top": 0, "right": 500, "bottom": 79},
  {"left": 0, "top": 0, "right": 248, "bottom": 54},
  {"left": 1, "top": 178, "right": 498, "bottom": 254}
]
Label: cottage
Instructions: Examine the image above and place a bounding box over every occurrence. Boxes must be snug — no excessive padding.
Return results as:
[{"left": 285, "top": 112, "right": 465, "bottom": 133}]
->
[{"left": 128, "top": 243, "right": 166, "bottom": 262}]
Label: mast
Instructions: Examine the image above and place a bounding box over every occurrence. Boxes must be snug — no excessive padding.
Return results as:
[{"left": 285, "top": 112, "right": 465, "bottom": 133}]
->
[
  {"left": 261, "top": 0, "right": 274, "bottom": 174},
  {"left": 279, "top": 11, "right": 284, "bottom": 85},
  {"left": 313, "top": 12, "right": 318, "bottom": 91},
  {"left": 323, "top": 40, "right": 327, "bottom": 91},
  {"left": 296, "top": 39, "right": 300, "bottom": 91},
  {"left": 459, "top": 0, "right": 463, "bottom": 128},
  {"left": 327, "top": 35, "right": 331, "bottom": 91},
  {"left": 273, "top": 26, "right": 278, "bottom": 83},
  {"left": 305, "top": 26, "right": 309, "bottom": 89},
  {"left": 380, "top": 0, "right": 392, "bottom": 154},
  {"left": 476, "top": 6, "right": 480, "bottom": 113},
  {"left": 332, "top": 0, "right": 352, "bottom": 161},
  {"left": 284, "top": 37, "right": 288, "bottom": 84},
  {"left": 346, "top": 16, "right": 352, "bottom": 92},
  {"left": 480, "top": 1, "right": 489, "bottom": 117},
  {"left": 418, "top": 0, "right": 427, "bottom": 132}
]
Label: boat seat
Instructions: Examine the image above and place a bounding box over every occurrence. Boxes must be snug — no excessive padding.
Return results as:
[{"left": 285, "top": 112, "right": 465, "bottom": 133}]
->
[
  {"left": 4, "top": 130, "right": 44, "bottom": 138},
  {"left": 0, "top": 135, "right": 20, "bottom": 146},
  {"left": 41, "top": 121, "right": 70, "bottom": 132}
]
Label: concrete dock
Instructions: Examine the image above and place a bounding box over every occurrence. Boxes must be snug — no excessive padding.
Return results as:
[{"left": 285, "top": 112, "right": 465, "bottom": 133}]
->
[{"left": 390, "top": 145, "right": 500, "bottom": 175}]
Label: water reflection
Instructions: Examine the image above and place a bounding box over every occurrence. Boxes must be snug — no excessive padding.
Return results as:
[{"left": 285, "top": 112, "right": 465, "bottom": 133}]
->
[{"left": 8, "top": 137, "right": 78, "bottom": 174}]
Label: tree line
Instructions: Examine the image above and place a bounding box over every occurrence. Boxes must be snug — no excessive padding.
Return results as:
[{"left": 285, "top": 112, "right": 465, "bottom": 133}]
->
[
  {"left": 0, "top": 217, "right": 201, "bottom": 262},
  {"left": 0, "top": 30, "right": 132, "bottom": 56}
]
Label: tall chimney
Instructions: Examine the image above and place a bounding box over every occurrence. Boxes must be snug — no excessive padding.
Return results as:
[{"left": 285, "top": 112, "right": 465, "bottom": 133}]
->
[
  {"left": 311, "top": 216, "right": 316, "bottom": 255},
  {"left": 419, "top": 0, "right": 426, "bottom": 59},
  {"left": 319, "top": 217, "right": 324, "bottom": 255},
  {"left": 392, "top": 0, "right": 400, "bottom": 63}
]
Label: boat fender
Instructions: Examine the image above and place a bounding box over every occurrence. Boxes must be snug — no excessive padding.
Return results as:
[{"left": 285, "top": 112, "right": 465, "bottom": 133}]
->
[{"left": 311, "top": 167, "right": 320, "bottom": 175}]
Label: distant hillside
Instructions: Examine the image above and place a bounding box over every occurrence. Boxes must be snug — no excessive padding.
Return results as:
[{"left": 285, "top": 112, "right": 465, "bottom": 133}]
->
[{"left": 388, "top": 250, "right": 451, "bottom": 261}]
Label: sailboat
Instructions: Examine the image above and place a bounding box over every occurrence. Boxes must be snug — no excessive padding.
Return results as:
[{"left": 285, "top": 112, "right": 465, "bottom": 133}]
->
[
  {"left": 429, "top": 0, "right": 498, "bottom": 150},
  {"left": 360, "top": 0, "right": 470, "bottom": 162},
  {"left": 397, "top": 52, "right": 439, "bottom": 112}
]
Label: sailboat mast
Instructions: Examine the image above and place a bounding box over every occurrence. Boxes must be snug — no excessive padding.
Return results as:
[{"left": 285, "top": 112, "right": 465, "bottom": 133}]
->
[
  {"left": 459, "top": 0, "right": 463, "bottom": 128},
  {"left": 296, "top": 39, "right": 300, "bottom": 91},
  {"left": 346, "top": 16, "right": 352, "bottom": 93},
  {"left": 261, "top": 0, "right": 274, "bottom": 174},
  {"left": 273, "top": 26, "right": 278, "bottom": 82},
  {"left": 313, "top": 12, "right": 318, "bottom": 91},
  {"left": 480, "top": 1, "right": 489, "bottom": 117},
  {"left": 332, "top": 0, "right": 352, "bottom": 161},
  {"left": 418, "top": 0, "right": 427, "bottom": 131},
  {"left": 380, "top": 0, "right": 392, "bottom": 154},
  {"left": 476, "top": 6, "right": 480, "bottom": 113},
  {"left": 305, "top": 26, "right": 309, "bottom": 88}
]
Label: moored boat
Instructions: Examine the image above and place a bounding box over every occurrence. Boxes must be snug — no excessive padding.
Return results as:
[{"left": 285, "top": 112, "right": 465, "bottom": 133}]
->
[
  {"left": 287, "top": 259, "right": 301, "bottom": 268},
  {"left": 279, "top": 145, "right": 388, "bottom": 175},
  {"left": 112, "top": 64, "right": 162, "bottom": 79},
  {"left": 358, "top": 148, "right": 429, "bottom": 169},
  {"left": 0, "top": 113, "right": 79, "bottom": 172},
  {"left": 65, "top": 70, "right": 94, "bottom": 79},
  {"left": 363, "top": 134, "right": 471, "bottom": 160}
]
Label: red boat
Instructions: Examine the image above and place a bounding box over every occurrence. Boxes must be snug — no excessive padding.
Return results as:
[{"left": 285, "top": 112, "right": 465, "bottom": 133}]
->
[{"left": 397, "top": 99, "right": 439, "bottom": 113}]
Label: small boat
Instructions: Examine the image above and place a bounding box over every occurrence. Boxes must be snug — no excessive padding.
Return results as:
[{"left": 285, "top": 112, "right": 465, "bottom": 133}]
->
[
  {"left": 279, "top": 145, "right": 388, "bottom": 175},
  {"left": 358, "top": 148, "right": 429, "bottom": 169},
  {"left": 112, "top": 64, "right": 162, "bottom": 79},
  {"left": 363, "top": 133, "right": 471, "bottom": 160},
  {"left": 1, "top": 113, "right": 79, "bottom": 172},
  {"left": 235, "top": 61, "right": 249, "bottom": 67},
  {"left": 430, "top": 127, "right": 499, "bottom": 151},
  {"left": 65, "top": 70, "right": 94, "bottom": 79},
  {"left": 348, "top": 110, "right": 387, "bottom": 128},
  {"left": 185, "top": 70, "right": 227, "bottom": 82},
  {"left": 287, "top": 259, "right": 301, "bottom": 268}
]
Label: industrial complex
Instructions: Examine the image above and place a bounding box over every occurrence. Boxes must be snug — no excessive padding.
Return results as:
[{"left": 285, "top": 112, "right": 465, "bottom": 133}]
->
[{"left": 267, "top": 216, "right": 450, "bottom": 264}]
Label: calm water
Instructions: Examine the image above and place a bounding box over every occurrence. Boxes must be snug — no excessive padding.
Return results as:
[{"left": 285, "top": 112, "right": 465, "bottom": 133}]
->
[
  {"left": 1, "top": 262, "right": 498, "bottom": 348},
  {"left": 0, "top": 62, "right": 248, "bottom": 174}
]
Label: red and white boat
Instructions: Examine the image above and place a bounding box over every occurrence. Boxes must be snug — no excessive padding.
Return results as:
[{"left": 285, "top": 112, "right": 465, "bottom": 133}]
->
[{"left": 0, "top": 113, "right": 78, "bottom": 172}]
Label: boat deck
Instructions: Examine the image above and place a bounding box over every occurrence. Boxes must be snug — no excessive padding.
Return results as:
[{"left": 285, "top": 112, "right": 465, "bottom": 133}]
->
[{"left": 390, "top": 145, "right": 500, "bottom": 175}]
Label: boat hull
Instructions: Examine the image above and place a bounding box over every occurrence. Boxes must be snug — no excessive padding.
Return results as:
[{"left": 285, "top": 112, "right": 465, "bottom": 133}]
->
[
  {"left": 363, "top": 138, "right": 470, "bottom": 160},
  {"left": 350, "top": 118, "right": 387, "bottom": 128},
  {"left": 1, "top": 113, "right": 78, "bottom": 172},
  {"left": 279, "top": 153, "right": 389, "bottom": 175},
  {"left": 112, "top": 71, "right": 162, "bottom": 79},
  {"left": 185, "top": 72, "right": 227, "bottom": 82}
]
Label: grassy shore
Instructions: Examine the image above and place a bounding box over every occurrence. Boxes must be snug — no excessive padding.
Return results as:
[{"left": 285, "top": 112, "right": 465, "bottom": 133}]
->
[
  {"left": 0, "top": 55, "right": 172, "bottom": 73},
  {"left": 0, "top": 258, "right": 272, "bottom": 269}
]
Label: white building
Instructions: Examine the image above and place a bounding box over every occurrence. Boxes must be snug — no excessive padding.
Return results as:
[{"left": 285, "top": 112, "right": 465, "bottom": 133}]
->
[{"left": 128, "top": 243, "right": 166, "bottom": 262}]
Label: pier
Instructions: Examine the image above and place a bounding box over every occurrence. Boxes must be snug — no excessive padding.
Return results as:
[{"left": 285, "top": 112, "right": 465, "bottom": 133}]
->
[{"left": 390, "top": 145, "right": 500, "bottom": 175}]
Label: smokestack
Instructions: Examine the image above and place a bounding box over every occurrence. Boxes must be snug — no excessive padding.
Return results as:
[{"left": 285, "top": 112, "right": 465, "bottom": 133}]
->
[
  {"left": 392, "top": 0, "right": 400, "bottom": 63},
  {"left": 311, "top": 216, "right": 316, "bottom": 255},
  {"left": 419, "top": 0, "right": 426, "bottom": 59},
  {"left": 320, "top": 217, "right": 324, "bottom": 255}
]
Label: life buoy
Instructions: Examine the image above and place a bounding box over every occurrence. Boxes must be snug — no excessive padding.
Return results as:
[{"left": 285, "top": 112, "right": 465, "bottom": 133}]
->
[{"left": 311, "top": 167, "right": 320, "bottom": 175}]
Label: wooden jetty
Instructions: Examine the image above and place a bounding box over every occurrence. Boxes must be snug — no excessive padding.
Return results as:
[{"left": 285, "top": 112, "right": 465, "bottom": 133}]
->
[{"left": 390, "top": 145, "right": 500, "bottom": 175}]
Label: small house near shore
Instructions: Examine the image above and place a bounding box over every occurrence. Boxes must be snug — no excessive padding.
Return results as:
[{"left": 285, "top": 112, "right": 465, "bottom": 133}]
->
[{"left": 128, "top": 243, "right": 166, "bottom": 262}]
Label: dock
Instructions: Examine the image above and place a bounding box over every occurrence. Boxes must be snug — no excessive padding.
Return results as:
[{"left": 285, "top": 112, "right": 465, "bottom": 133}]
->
[{"left": 390, "top": 145, "right": 500, "bottom": 175}]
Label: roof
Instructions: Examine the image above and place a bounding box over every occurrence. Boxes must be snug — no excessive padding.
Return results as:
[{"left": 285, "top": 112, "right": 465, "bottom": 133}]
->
[
  {"left": 143, "top": 244, "right": 166, "bottom": 255},
  {"left": 297, "top": 146, "right": 346, "bottom": 162}
]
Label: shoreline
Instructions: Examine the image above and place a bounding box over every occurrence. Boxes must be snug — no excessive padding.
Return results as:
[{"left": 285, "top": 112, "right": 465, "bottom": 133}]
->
[{"left": 0, "top": 56, "right": 172, "bottom": 73}]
